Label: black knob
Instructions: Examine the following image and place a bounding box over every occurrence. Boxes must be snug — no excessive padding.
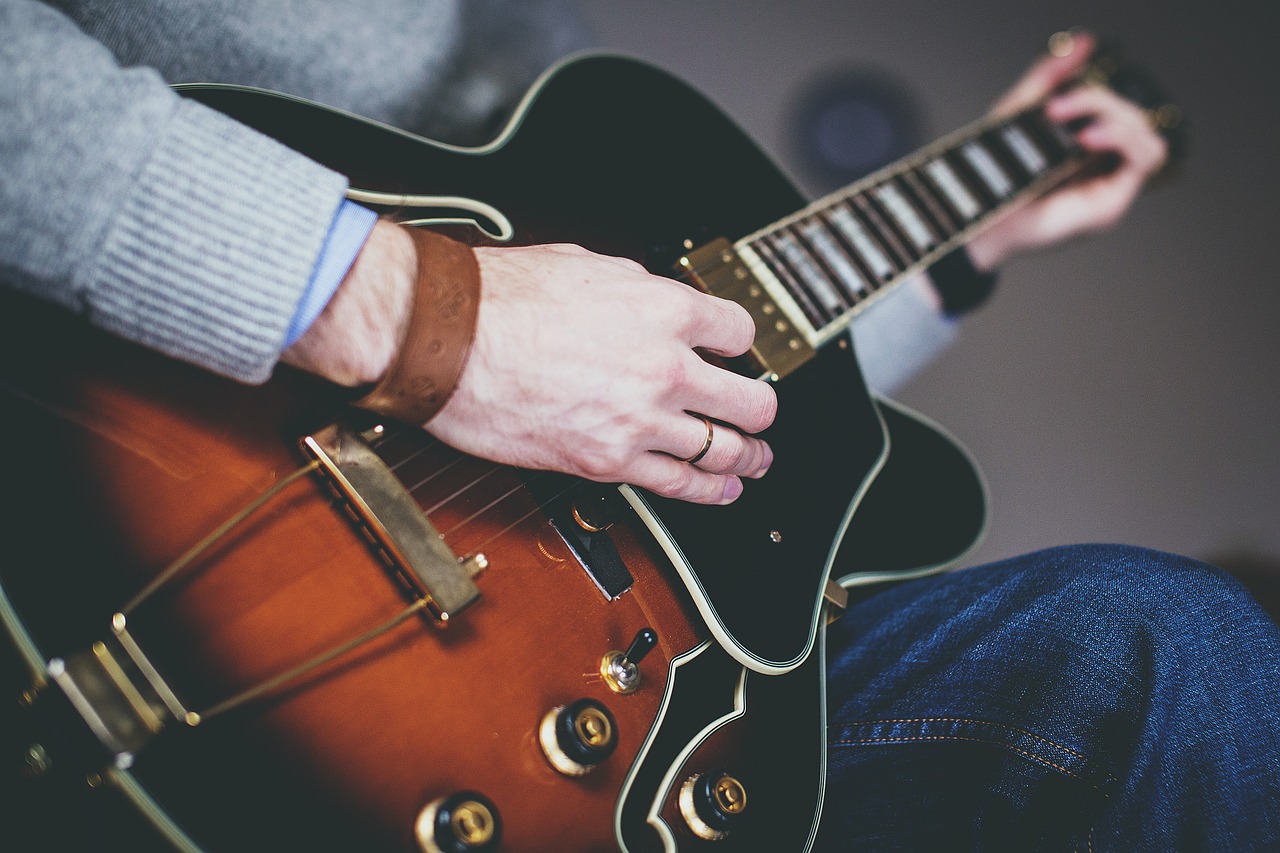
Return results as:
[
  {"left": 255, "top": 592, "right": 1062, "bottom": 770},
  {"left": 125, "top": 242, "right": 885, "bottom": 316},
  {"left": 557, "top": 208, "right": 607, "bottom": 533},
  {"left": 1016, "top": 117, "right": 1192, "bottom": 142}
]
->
[
  {"left": 572, "top": 485, "right": 619, "bottom": 532},
  {"left": 679, "top": 769, "right": 747, "bottom": 841},
  {"left": 539, "top": 698, "right": 618, "bottom": 776},
  {"left": 416, "top": 790, "right": 501, "bottom": 853},
  {"left": 623, "top": 628, "right": 658, "bottom": 666},
  {"left": 555, "top": 698, "right": 617, "bottom": 766}
]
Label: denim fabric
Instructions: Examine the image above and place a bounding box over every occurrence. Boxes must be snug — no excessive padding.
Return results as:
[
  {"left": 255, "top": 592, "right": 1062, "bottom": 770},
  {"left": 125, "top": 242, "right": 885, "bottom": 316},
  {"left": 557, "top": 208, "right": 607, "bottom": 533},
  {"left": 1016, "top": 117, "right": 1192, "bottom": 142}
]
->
[{"left": 816, "top": 544, "right": 1280, "bottom": 851}]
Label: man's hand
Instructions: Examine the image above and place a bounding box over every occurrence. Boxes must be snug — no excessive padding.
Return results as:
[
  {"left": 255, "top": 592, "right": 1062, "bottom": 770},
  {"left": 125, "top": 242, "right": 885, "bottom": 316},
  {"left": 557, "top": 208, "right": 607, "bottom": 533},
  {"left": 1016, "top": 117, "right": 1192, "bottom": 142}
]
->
[
  {"left": 428, "top": 243, "right": 775, "bottom": 505},
  {"left": 286, "top": 225, "right": 775, "bottom": 505},
  {"left": 966, "top": 31, "right": 1170, "bottom": 273}
]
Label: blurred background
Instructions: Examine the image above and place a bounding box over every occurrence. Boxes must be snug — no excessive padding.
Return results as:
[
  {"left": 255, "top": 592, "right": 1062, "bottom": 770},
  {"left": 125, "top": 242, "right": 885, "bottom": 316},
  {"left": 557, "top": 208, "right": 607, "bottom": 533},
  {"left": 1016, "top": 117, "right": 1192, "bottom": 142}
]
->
[{"left": 577, "top": 0, "right": 1279, "bottom": 598}]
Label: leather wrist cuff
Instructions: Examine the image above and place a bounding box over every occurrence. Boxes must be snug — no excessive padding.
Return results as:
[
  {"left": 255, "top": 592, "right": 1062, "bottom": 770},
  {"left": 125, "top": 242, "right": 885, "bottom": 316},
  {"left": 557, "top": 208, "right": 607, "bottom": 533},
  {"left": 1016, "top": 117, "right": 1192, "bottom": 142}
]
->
[
  {"left": 927, "top": 246, "right": 998, "bottom": 317},
  {"left": 353, "top": 228, "right": 481, "bottom": 425}
]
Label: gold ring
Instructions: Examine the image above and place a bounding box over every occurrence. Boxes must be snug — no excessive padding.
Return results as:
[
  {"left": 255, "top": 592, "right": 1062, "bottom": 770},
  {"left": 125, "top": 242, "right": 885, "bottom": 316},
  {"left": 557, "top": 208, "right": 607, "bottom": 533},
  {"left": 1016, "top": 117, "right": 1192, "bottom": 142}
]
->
[{"left": 678, "top": 416, "right": 715, "bottom": 465}]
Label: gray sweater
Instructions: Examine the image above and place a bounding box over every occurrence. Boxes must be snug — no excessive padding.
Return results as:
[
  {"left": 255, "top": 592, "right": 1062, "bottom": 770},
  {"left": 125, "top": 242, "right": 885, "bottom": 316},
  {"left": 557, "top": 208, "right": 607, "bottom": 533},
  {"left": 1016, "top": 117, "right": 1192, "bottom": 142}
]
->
[{"left": 0, "top": 0, "right": 952, "bottom": 390}]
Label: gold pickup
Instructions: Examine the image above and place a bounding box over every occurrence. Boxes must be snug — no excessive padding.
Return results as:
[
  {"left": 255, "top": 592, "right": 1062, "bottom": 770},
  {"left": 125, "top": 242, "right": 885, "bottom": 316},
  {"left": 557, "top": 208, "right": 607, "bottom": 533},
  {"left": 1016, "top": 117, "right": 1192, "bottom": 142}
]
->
[
  {"left": 302, "top": 424, "right": 483, "bottom": 621},
  {"left": 678, "top": 237, "right": 816, "bottom": 381}
]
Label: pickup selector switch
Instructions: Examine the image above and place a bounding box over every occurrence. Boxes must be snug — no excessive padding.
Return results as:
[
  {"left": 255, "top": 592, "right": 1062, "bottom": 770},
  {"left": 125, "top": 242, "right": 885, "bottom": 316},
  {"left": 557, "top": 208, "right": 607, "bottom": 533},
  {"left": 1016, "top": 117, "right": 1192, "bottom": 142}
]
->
[{"left": 601, "top": 627, "right": 658, "bottom": 694}]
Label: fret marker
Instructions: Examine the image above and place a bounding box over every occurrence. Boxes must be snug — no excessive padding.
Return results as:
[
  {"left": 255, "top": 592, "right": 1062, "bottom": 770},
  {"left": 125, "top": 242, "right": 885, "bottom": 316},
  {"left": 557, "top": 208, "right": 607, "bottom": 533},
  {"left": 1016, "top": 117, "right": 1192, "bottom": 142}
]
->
[
  {"left": 827, "top": 206, "right": 894, "bottom": 280},
  {"left": 874, "top": 183, "right": 935, "bottom": 252},
  {"left": 962, "top": 141, "right": 1014, "bottom": 198},
  {"left": 1001, "top": 124, "right": 1048, "bottom": 175},
  {"left": 925, "top": 159, "right": 981, "bottom": 221}
]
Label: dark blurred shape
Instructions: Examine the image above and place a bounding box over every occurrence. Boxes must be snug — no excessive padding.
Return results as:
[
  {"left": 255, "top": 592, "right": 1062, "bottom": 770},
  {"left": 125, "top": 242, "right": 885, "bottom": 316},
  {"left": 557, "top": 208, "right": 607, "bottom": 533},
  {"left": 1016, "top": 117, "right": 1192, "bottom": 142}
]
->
[{"left": 788, "top": 66, "right": 925, "bottom": 194}]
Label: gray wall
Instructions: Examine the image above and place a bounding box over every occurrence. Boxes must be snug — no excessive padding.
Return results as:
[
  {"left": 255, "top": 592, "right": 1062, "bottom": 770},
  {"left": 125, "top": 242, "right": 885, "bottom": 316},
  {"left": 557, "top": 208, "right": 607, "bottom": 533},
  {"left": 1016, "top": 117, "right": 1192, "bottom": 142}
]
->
[{"left": 578, "top": 1, "right": 1279, "bottom": 575}]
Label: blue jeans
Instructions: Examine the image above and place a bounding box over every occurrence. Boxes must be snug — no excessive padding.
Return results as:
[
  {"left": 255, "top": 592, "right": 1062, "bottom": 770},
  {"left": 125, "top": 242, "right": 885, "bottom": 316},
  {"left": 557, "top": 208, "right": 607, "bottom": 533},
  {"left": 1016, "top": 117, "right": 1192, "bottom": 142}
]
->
[{"left": 815, "top": 544, "right": 1280, "bottom": 851}]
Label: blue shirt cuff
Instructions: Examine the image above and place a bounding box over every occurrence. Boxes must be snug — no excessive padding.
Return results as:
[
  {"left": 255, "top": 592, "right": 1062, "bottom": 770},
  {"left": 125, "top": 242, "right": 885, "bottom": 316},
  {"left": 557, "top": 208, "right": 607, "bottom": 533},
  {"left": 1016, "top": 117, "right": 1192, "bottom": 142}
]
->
[{"left": 284, "top": 200, "right": 379, "bottom": 347}]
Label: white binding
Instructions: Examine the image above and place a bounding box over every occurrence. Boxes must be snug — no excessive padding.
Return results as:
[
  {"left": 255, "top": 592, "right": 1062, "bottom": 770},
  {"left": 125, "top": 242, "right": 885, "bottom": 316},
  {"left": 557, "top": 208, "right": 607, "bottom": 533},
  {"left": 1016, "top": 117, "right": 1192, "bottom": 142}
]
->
[
  {"left": 618, "top": 393, "right": 889, "bottom": 675},
  {"left": 837, "top": 395, "right": 991, "bottom": 590}
]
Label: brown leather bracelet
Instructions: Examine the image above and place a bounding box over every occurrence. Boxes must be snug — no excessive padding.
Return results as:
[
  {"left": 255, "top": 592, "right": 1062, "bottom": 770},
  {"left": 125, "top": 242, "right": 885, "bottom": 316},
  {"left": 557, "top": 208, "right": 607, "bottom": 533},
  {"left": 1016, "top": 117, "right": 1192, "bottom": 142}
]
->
[{"left": 353, "top": 227, "right": 481, "bottom": 425}]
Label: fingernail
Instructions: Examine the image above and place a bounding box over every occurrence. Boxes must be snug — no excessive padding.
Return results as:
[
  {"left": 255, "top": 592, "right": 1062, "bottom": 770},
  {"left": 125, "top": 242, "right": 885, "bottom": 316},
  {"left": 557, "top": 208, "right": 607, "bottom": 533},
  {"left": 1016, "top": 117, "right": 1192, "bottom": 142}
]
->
[
  {"left": 752, "top": 445, "right": 774, "bottom": 479},
  {"left": 720, "top": 477, "right": 744, "bottom": 504}
]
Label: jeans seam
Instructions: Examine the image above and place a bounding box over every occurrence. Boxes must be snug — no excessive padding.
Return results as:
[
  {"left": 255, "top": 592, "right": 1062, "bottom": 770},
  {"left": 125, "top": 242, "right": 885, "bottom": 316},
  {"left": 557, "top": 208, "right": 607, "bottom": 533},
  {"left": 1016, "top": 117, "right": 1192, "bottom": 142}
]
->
[{"left": 830, "top": 716, "right": 1119, "bottom": 792}]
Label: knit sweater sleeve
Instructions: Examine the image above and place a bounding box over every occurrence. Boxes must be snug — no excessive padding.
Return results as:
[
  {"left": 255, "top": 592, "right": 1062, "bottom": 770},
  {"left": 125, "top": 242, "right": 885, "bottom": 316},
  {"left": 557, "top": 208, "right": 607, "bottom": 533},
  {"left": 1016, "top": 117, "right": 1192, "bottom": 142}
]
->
[{"left": 0, "top": 0, "right": 348, "bottom": 383}]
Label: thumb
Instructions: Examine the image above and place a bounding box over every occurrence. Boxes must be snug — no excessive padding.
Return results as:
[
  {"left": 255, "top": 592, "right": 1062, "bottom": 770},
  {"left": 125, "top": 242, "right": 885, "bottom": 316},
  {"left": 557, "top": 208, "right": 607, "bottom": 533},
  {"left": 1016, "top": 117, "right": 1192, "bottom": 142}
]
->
[{"left": 991, "top": 29, "right": 1097, "bottom": 116}]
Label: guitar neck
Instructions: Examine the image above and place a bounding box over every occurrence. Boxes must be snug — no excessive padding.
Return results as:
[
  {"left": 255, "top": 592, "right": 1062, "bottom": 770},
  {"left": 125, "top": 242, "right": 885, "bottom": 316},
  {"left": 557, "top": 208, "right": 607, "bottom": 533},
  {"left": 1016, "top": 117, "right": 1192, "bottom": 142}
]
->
[{"left": 736, "top": 101, "right": 1084, "bottom": 348}]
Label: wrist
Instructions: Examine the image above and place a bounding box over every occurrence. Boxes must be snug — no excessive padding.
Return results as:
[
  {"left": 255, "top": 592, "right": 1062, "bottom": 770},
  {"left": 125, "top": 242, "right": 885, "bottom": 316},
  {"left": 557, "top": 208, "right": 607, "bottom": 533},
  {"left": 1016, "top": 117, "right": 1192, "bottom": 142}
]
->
[
  {"left": 282, "top": 219, "right": 415, "bottom": 386},
  {"left": 353, "top": 228, "right": 482, "bottom": 425}
]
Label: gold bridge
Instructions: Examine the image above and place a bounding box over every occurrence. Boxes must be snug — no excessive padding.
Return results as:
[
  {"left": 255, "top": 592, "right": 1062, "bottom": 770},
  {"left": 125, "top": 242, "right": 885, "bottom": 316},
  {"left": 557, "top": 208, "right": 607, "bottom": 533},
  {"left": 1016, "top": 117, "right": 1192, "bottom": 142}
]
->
[
  {"left": 302, "top": 423, "right": 485, "bottom": 621},
  {"left": 35, "top": 421, "right": 486, "bottom": 766},
  {"left": 678, "top": 237, "right": 816, "bottom": 381}
]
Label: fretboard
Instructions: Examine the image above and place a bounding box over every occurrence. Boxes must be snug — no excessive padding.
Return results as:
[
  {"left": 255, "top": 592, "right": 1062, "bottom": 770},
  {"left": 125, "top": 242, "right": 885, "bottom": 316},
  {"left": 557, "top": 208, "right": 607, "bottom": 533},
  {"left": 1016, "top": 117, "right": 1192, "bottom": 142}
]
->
[{"left": 737, "top": 104, "right": 1083, "bottom": 345}]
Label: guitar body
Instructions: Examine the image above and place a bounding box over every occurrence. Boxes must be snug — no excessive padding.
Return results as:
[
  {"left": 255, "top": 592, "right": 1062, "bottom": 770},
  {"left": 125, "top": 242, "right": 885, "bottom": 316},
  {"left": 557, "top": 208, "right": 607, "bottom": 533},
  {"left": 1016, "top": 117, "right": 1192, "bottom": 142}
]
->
[{"left": 0, "top": 56, "right": 985, "bottom": 851}]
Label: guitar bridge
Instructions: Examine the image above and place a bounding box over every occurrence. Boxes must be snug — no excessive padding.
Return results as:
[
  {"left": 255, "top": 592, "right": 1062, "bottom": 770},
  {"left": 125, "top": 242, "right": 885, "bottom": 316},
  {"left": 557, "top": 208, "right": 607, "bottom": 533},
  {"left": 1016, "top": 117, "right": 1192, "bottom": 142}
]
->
[{"left": 301, "top": 423, "right": 484, "bottom": 621}]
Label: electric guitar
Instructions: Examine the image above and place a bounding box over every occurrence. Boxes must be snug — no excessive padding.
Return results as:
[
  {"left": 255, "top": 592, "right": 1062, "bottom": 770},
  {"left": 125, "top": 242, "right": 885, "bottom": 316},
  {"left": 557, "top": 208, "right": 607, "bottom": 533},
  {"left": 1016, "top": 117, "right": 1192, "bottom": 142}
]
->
[{"left": 0, "top": 37, "right": 1181, "bottom": 853}]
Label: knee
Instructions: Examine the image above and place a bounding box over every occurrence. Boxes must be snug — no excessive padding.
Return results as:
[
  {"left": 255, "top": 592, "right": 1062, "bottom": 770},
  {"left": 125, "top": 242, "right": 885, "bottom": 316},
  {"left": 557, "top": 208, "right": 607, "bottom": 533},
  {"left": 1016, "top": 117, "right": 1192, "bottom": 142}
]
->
[{"left": 1015, "top": 543, "right": 1266, "bottom": 650}]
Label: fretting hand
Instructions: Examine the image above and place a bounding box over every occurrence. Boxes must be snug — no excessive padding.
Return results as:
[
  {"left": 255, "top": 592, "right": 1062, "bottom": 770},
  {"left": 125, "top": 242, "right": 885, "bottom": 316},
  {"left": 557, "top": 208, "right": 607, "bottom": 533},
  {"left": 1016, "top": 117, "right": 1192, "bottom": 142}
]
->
[{"left": 967, "top": 30, "right": 1170, "bottom": 272}]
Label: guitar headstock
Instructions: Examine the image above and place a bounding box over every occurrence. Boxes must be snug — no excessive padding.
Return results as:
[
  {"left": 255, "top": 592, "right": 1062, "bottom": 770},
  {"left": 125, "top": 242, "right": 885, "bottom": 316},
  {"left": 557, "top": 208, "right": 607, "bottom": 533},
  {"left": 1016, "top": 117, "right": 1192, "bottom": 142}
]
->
[{"left": 1053, "top": 29, "right": 1189, "bottom": 175}]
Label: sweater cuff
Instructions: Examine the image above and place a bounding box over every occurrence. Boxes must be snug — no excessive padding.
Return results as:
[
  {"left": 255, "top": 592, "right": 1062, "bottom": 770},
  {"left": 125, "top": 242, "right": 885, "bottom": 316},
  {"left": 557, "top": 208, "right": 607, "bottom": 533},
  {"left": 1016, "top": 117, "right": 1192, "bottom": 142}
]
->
[
  {"left": 926, "top": 246, "right": 998, "bottom": 317},
  {"left": 82, "top": 98, "right": 349, "bottom": 383}
]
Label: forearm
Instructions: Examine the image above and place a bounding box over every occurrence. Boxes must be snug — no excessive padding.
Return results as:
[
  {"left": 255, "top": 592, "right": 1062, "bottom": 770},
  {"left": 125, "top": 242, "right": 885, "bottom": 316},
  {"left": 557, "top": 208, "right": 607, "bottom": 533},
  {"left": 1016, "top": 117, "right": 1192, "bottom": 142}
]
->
[{"left": 0, "top": 0, "right": 348, "bottom": 383}]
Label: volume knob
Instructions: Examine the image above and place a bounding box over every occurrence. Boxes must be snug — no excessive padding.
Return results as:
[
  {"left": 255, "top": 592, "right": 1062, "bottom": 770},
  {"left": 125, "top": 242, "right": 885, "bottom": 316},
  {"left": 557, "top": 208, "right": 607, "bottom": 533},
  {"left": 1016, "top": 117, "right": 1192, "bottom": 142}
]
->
[
  {"left": 539, "top": 698, "right": 618, "bottom": 776},
  {"left": 679, "top": 769, "right": 747, "bottom": 841},
  {"left": 415, "top": 791, "right": 501, "bottom": 853}
]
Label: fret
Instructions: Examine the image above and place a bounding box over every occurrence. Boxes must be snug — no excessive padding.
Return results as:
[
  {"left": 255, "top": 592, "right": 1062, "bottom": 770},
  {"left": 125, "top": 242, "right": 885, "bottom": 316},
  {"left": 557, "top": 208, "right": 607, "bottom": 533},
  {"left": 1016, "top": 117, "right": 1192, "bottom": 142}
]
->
[
  {"left": 752, "top": 236, "right": 828, "bottom": 327},
  {"left": 872, "top": 180, "right": 937, "bottom": 253},
  {"left": 960, "top": 138, "right": 1015, "bottom": 199},
  {"left": 1022, "top": 108, "right": 1076, "bottom": 160},
  {"left": 777, "top": 229, "right": 852, "bottom": 314},
  {"left": 797, "top": 218, "right": 868, "bottom": 301},
  {"left": 733, "top": 98, "right": 1098, "bottom": 350},
  {"left": 944, "top": 148, "right": 1000, "bottom": 210},
  {"left": 924, "top": 157, "right": 983, "bottom": 221},
  {"left": 769, "top": 231, "right": 847, "bottom": 320},
  {"left": 982, "top": 127, "right": 1037, "bottom": 187},
  {"left": 853, "top": 192, "right": 915, "bottom": 267},
  {"left": 901, "top": 169, "right": 957, "bottom": 240},
  {"left": 999, "top": 122, "right": 1049, "bottom": 176},
  {"left": 824, "top": 204, "right": 896, "bottom": 282}
]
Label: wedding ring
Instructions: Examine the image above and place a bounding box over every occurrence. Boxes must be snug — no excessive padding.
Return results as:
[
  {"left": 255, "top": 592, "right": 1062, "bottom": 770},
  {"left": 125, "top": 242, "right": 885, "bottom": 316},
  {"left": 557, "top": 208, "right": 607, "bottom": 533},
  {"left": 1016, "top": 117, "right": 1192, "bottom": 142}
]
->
[{"left": 678, "top": 416, "right": 715, "bottom": 465}]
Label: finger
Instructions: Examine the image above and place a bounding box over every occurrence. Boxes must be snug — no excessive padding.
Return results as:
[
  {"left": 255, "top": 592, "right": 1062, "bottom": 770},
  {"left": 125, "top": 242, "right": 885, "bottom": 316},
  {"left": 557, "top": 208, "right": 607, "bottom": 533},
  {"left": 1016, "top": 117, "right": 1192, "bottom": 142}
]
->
[
  {"left": 679, "top": 357, "right": 779, "bottom": 435},
  {"left": 680, "top": 291, "right": 759, "bottom": 358},
  {"left": 991, "top": 30, "right": 1097, "bottom": 116},
  {"left": 623, "top": 453, "right": 745, "bottom": 505},
  {"left": 1018, "top": 166, "right": 1147, "bottom": 243},
  {"left": 1048, "top": 88, "right": 1168, "bottom": 176},
  {"left": 1076, "top": 119, "right": 1168, "bottom": 179},
  {"left": 659, "top": 414, "right": 773, "bottom": 478}
]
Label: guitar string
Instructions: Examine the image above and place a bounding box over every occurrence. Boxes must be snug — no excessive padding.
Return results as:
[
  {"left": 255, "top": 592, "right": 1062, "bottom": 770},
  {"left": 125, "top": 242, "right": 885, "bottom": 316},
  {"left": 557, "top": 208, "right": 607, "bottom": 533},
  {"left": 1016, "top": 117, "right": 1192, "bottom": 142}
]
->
[
  {"left": 368, "top": 422, "right": 593, "bottom": 552},
  {"left": 189, "top": 463, "right": 582, "bottom": 720}
]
